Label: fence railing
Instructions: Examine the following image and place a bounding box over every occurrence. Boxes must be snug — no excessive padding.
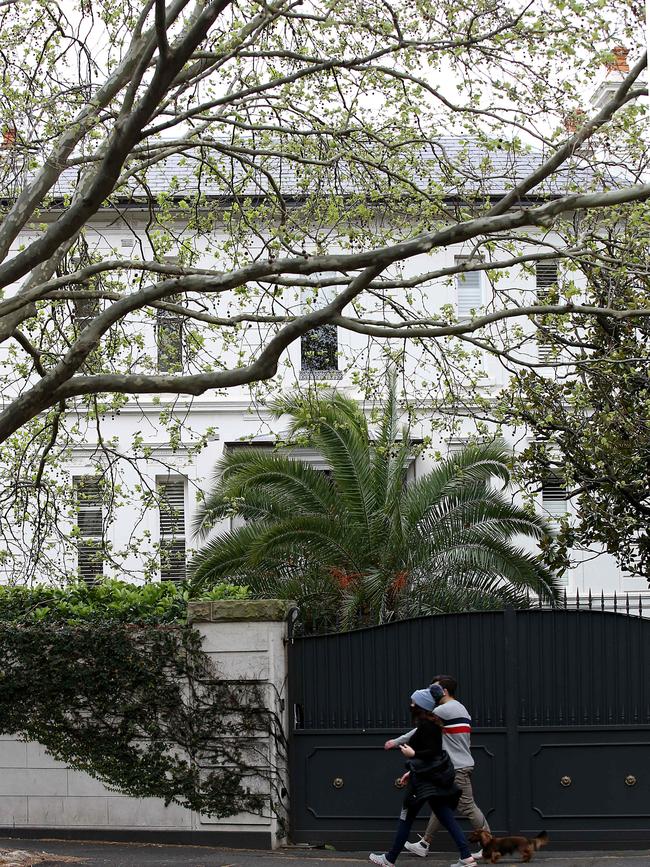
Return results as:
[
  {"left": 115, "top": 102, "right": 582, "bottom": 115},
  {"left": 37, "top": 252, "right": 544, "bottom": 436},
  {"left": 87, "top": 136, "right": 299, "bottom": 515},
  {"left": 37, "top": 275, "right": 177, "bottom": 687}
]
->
[{"left": 534, "top": 589, "right": 650, "bottom": 617}]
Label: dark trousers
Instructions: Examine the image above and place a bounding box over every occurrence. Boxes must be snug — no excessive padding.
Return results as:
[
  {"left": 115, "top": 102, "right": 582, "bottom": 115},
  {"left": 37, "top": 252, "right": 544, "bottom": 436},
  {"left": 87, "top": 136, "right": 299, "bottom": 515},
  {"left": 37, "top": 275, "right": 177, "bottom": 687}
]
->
[{"left": 386, "top": 796, "right": 471, "bottom": 863}]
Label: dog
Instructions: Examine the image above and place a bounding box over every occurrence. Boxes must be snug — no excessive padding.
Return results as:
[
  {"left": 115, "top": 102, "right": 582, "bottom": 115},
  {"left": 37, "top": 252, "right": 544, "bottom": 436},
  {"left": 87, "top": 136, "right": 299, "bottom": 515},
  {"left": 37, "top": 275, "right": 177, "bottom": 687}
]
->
[{"left": 469, "top": 829, "right": 549, "bottom": 863}]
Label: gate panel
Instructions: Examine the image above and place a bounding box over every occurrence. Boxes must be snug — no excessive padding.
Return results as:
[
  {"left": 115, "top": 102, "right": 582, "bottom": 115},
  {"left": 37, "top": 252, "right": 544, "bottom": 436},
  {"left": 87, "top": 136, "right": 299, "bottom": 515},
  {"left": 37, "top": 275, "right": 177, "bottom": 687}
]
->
[
  {"left": 289, "top": 607, "right": 650, "bottom": 849},
  {"left": 290, "top": 731, "right": 508, "bottom": 849}
]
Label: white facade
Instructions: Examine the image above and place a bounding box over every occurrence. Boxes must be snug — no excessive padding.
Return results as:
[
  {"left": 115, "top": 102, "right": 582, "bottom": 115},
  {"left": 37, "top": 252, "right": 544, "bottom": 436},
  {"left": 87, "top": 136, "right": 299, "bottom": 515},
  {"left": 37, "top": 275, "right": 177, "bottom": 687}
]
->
[{"left": 1, "top": 106, "right": 647, "bottom": 598}]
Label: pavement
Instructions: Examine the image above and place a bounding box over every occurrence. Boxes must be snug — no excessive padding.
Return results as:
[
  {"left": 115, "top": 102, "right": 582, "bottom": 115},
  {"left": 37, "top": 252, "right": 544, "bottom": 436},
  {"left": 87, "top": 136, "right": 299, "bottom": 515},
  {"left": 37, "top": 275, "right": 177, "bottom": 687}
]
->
[{"left": 0, "top": 839, "right": 649, "bottom": 867}]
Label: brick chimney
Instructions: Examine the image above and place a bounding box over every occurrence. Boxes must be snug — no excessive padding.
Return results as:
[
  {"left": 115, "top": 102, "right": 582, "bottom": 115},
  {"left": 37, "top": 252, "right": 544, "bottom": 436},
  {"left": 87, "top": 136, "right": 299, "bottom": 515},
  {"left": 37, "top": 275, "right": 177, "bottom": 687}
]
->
[
  {"left": 564, "top": 109, "right": 586, "bottom": 133},
  {"left": 2, "top": 126, "right": 16, "bottom": 147},
  {"left": 589, "top": 45, "right": 645, "bottom": 111},
  {"left": 605, "top": 46, "right": 629, "bottom": 74}
]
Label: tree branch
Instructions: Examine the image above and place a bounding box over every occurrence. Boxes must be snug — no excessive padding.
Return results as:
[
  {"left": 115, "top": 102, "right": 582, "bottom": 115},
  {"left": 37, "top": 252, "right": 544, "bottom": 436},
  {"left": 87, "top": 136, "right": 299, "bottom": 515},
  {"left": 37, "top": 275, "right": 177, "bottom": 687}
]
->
[
  {"left": 487, "top": 51, "right": 648, "bottom": 218},
  {"left": 155, "top": 0, "right": 170, "bottom": 61}
]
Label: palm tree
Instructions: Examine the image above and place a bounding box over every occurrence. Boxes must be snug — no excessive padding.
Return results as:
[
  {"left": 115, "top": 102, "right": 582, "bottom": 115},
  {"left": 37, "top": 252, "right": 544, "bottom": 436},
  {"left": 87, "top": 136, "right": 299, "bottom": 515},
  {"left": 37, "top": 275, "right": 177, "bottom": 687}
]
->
[{"left": 190, "top": 386, "right": 560, "bottom": 631}]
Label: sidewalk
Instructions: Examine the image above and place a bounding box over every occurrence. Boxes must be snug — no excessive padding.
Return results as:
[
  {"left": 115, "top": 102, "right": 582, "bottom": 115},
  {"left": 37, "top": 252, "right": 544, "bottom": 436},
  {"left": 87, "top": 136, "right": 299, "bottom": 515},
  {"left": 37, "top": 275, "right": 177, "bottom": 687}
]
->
[{"left": 0, "top": 839, "right": 649, "bottom": 867}]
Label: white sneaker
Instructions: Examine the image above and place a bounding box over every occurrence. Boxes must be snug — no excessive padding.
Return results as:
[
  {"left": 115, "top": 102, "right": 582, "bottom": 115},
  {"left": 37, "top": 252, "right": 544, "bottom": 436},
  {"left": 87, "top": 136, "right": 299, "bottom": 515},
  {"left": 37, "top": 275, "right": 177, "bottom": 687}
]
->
[
  {"left": 404, "top": 837, "right": 429, "bottom": 857},
  {"left": 470, "top": 849, "right": 485, "bottom": 860},
  {"left": 449, "top": 859, "right": 477, "bottom": 867},
  {"left": 369, "top": 855, "right": 395, "bottom": 866}
]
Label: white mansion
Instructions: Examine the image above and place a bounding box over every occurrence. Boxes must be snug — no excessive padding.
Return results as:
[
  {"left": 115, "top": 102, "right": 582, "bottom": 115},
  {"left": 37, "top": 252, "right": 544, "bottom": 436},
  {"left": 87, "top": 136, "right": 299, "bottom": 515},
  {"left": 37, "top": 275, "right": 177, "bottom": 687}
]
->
[{"left": 0, "top": 58, "right": 647, "bottom": 603}]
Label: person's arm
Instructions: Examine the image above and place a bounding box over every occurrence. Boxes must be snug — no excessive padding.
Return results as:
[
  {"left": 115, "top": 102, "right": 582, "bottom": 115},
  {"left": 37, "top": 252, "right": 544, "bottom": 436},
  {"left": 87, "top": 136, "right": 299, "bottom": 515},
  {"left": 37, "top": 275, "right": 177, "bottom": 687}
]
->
[
  {"left": 384, "top": 728, "right": 416, "bottom": 750},
  {"left": 400, "top": 720, "right": 440, "bottom": 760}
]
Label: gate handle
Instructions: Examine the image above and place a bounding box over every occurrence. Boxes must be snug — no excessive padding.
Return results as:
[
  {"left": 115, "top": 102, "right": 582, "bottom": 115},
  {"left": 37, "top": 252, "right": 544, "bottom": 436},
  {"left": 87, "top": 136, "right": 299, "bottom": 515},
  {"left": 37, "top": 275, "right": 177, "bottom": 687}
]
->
[
  {"left": 332, "top": 777, "right": 344, "bottom": 789},
  {"left": 625, "top": 775, "right": 637, "bottom": 787},
  {"left": 560, "top": 776, "right": 572, "bottom": 787}
]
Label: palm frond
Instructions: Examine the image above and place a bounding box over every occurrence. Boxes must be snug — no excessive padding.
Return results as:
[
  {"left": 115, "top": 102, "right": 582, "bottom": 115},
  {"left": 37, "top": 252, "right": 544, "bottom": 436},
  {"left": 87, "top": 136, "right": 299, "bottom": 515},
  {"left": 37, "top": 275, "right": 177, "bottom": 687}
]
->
[
  {"left": 192, "top": 451, "right": 338, "bottom": 537},
  {"left": 245, "top": 515, "right": 366, "bottom": 573},
  {"left": 191, "top": 394, "right": 558, "bottom": 631},
  {"left": 189, "top": 520, "right": 275, "bottom": 589}
]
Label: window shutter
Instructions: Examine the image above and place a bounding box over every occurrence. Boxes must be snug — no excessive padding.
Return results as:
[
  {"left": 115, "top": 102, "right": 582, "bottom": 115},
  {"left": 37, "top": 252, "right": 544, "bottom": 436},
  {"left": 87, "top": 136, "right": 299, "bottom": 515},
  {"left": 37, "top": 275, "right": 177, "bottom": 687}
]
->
[
  {"left": 74, "top": 477, "right": 104, "bottom": 584},
  {"left": 542, "top": 474, "right": 568, "bottom": 517},
  {"left": 455, "top": 259, "right": 483, "bottom": 318},
  {"left": 535, "top": 260, "right": 559, "bottom": 294},
  {"left": 535, "top": 260, "right": 559, "bottom": 361},
  {"left": 159, "top": 478, "right": 186, "bottom": 581},
  {"left": 160, "top": 540, "right": 187, "bottom": 582}
]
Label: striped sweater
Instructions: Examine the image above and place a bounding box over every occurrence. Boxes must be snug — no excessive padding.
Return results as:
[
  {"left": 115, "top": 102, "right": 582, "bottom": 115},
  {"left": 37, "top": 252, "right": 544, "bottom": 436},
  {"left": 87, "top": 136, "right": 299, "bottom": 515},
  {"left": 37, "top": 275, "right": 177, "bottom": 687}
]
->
[{"left": 394, "top": 699, "right": 474, "bottom": 770}]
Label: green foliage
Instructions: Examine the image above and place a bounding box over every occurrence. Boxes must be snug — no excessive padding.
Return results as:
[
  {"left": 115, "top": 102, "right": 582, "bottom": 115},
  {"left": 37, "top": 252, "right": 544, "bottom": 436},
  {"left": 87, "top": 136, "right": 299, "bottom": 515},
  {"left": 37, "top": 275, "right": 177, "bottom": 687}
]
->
[
  {"left": 501, "top": 211, "right": 650, "bottom": 579},
  {"left": 0, "top": 620, "right": 275, "bottom": 818},
  {"left": 0, "top": 0, "right": 646, "bottom": 588},
  {"left": 0, "top": 579, "right": 250, "bottom": 624},
  {"left": 191, "top": 380, "right": 559, "bottom": 632}
]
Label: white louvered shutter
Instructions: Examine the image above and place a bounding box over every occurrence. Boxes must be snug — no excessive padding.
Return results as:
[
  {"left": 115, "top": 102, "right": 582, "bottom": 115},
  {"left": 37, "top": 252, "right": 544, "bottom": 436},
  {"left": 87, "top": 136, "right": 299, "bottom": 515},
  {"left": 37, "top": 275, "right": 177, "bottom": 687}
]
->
[
  {"left": 74, "top": 477, "right": 104, "bottom": 584},
  {"left": 541, "top": 474, "right": 568, "bottom": 517},
  {"left": 455, "top": 258, "right": 483, "bottom": 318},
  {"left": 535, "top": 260, "right": 559, "bottom": 294},
  {"left": 535, "top": 260, "right": 559, "bottom": 362},
  {"left": 159, "top": 478, "right": 186, "bottom": 581}
]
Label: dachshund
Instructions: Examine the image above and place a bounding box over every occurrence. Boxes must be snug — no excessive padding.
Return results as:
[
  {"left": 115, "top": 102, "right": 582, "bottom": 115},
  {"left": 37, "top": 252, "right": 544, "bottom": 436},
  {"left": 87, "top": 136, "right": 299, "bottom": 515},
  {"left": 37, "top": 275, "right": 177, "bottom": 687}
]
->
[{"left": 469, "top": 829, "right": 549, "bottom": 863}]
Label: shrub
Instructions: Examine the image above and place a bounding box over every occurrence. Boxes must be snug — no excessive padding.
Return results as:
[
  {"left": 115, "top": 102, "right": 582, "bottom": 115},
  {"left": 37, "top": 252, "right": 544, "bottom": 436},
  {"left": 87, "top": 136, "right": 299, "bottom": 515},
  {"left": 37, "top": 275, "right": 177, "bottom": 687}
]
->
[{"left": 0, "top": 579, "right": 249, "bottom": 624}]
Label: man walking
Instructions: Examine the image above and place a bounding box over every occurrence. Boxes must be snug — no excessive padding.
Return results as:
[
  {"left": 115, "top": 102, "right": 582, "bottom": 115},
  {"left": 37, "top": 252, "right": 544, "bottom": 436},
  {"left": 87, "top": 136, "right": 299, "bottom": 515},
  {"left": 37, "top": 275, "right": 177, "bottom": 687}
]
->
[{"left": 385, "top": 675, "right": 488, "bottom": 859}]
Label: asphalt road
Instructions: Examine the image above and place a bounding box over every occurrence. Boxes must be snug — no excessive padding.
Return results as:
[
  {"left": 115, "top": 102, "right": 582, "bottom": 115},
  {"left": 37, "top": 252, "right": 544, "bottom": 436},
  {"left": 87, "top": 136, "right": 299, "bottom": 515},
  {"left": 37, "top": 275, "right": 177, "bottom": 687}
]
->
[{"left": 1, "top": 839, "right": 649, "bottom": 867}]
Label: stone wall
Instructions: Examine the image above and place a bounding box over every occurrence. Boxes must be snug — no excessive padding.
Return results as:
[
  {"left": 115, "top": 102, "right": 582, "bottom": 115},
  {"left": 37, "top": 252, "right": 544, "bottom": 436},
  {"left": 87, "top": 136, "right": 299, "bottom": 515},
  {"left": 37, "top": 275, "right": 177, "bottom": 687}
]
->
[{"left": 0, "top": 600, "right": 293, "bottom": 849}]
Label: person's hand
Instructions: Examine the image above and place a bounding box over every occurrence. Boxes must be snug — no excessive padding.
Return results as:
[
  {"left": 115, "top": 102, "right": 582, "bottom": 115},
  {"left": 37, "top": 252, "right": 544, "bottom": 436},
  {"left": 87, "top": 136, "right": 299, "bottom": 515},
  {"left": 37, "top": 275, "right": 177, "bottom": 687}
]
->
[
  {"left": 398, "top": 771, "right": 410, "bottom": 787},
  {"left": 400, "top": 744, "right": 415, "bottom": 758},
  {"left": 384, "top": 739, "right": 396, "bottom": 750}
]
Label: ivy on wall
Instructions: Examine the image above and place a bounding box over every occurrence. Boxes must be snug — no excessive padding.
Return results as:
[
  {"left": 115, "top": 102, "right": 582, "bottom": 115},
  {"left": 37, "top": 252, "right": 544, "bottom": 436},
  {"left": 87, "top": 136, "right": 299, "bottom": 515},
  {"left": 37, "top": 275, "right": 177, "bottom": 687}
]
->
[{"left": 0, "top": 581, "right": 284, "bottom": 822}]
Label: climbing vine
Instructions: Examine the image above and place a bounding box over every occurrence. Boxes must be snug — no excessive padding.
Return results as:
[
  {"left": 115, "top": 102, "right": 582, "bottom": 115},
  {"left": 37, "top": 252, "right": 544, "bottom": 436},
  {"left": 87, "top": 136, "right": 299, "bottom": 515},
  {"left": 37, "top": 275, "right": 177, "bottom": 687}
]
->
[{"left": 0, "top": 583, "right": 285, "bottom": 823}]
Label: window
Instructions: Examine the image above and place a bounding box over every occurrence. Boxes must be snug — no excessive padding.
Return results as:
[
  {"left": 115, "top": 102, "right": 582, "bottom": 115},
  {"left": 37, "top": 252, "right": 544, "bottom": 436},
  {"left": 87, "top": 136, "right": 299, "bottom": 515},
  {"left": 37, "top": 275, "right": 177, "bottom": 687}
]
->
[
  {"left": 299, "top": 277, "right": 341, "bottom": 379},
  {"left": 541, "top": 473, "right": 568, "bottom": 517},
  {"left": 301, "top": 324, "right": 339, "bottom": 376},
  {"left": 535, "top": 260, "right": 559, "bottom": 362},
  {"left": 455, "top": 257, "right": 483, "bottom": 319},
  {"left": 157, "top": 305, "right": 184, "bottom": 372},
  {"left": 535, "top": 260, "right": 559, "bottom": 294},
  {"left": 74, "top": 477, "right": 104, "bottom": 584},
  {"left": 158, "top": 477, "right": 186, "bottom": 581},
  {"left": 156, "top": 256, "right": 184, "bottom": 373},
  {"left": 73, "top": 296, "right": 100, "bottom": 333},
  {"left": 68, "top": 252, "right": 99, "bottom": 334}
]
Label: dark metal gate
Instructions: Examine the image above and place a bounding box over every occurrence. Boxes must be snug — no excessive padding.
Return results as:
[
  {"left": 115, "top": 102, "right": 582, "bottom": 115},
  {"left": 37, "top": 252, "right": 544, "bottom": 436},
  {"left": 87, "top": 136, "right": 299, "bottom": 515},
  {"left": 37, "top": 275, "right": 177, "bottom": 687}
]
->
[{"left": 288, "top": 603, "right": 650, "bottom": 849}]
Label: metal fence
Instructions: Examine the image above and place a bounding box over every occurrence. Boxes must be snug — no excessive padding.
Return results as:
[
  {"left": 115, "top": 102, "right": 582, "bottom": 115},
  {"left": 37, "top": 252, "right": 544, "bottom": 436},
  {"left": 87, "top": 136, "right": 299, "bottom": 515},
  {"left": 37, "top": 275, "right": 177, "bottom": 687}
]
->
[{"left": 534, "top": 589, "right": 650, "bottom": 615}]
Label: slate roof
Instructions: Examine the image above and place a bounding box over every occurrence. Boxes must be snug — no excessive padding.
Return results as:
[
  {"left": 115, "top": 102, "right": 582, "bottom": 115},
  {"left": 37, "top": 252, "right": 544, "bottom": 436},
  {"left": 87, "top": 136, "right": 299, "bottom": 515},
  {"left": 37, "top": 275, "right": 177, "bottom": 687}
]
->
[{"left": 40, "top": 135, "right": 605, "bottom": 203}]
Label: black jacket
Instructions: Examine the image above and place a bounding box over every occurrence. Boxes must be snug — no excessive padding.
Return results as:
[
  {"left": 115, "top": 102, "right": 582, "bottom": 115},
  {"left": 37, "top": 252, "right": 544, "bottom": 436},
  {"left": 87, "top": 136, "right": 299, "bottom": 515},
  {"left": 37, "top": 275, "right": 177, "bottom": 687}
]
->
[{"left": 405, "top": 718, "right": 460, "bottom": 806}]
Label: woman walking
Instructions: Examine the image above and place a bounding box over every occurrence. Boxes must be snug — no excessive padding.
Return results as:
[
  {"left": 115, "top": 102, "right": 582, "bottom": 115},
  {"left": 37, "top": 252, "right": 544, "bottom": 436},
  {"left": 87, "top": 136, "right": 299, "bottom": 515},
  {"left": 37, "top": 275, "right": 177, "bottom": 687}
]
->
[{"left": 369, "top": 684, "right": 477, "bottom": 867}]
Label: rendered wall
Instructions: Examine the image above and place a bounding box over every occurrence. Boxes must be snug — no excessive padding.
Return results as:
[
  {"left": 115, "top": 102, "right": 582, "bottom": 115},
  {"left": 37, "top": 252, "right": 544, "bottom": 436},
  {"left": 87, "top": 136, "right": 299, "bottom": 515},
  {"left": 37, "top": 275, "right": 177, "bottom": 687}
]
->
[{"left": 0, "top": 600, "right": 292, "bottom": 849}]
